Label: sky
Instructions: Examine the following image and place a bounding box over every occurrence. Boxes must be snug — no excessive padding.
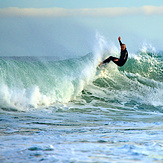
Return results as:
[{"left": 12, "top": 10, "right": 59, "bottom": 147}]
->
[
  {"left": 0, "top": 0, "right": 162, "bottom": 8},
  {"left": 0, "top": 0, "right": 163, "bottom": 57}
]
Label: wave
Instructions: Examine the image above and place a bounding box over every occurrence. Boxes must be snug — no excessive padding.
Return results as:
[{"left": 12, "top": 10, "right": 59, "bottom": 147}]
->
[
  {"left": 0, "top": 54, "right": 98, "bottom": 110},
  {"left": 0, "top": 36, "right": 162, "bottom": 111},
  {"left": 82, "top": 48, "right": 163, "bottom": 110}
]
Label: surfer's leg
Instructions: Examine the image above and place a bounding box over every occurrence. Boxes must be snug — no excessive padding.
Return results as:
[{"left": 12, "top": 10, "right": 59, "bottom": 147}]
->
[
  {"left": 112, "top": 59, "right": 124, "bottom": 67},
  {"left": 102, "top": 56, "right": 124, "bottom": 67},
  {"left": 102, "top": 57, "right": 111, "bottom": 64},
  {"left": 103, "top": 56, "right": 117, "bottom": 64},
  {"left": 112, "top": 58, "right": 120, "bottom": 66},
  {"left": 102, "top": 56, "right": 124, "bottom": 66}
]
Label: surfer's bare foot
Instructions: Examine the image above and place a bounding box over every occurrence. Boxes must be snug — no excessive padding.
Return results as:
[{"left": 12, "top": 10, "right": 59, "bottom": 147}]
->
[{"left": 98, "top": 62, "right": 102, "bottom": 66}]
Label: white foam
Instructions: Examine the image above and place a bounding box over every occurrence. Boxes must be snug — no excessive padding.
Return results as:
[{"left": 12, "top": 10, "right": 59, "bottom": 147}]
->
[{"left": 140, "top": 43, "right": 156, "bottom": 54}]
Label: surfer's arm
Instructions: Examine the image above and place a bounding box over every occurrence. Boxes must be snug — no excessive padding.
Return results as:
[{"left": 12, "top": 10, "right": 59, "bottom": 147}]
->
[
  {"left": 124, "top": 51, "right": 128, "bottom": 60},
  {"left": 118, "top": 36, "right": 122, "bottom": 46},
  {"left": 119, "top": 40, "right": 123, "bottom": 46}
]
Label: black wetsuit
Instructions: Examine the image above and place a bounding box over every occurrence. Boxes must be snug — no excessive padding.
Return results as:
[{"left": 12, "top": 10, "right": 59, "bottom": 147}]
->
[{"left": 102, "top": 40, "right": 128, "bottom": 67}]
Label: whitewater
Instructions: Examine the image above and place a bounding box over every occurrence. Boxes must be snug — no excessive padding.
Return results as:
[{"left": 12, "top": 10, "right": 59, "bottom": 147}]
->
[{"left": 0, "top": 34, "right": 163, "bottom": 162}]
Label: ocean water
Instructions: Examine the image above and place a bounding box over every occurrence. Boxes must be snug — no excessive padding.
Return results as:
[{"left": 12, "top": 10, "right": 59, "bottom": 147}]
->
[{"left": 0, "top": 37, "right": 163, "bottom": 162}]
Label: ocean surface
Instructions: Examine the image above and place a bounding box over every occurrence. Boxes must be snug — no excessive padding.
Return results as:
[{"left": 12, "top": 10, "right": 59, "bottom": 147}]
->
[{"left": 0, "top": 37, "right": 163, "bottom": 162}]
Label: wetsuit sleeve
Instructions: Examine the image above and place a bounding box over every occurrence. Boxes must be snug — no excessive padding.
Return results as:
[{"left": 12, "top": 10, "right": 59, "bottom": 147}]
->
[
  {"left": 124, "top": 51, "right": 128, "bottom": 61},
  {"left": 119, "top": 40, "right": 123, "bottom": 46}
]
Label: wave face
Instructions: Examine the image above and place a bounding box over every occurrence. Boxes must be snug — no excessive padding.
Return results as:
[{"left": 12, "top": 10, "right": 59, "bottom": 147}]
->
[
  {"left": 0, "top": 54, "right": 97, "bottom": 109},
  {"left": 0, "top": 40, "right": 163, "bottom": 111}
]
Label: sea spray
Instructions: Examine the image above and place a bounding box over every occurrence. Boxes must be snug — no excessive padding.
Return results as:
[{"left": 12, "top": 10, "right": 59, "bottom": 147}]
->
[{"left": 93, "top": 32, "right": 119, "bottom": 65}]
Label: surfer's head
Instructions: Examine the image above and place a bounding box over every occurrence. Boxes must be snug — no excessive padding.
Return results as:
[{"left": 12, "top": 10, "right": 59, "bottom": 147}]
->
[{"left": 121, "top": 44, "right": 126, "bottom": 51}]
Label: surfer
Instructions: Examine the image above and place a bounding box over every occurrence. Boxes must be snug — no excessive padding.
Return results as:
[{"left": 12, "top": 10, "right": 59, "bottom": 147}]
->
[{"left": 99, "top": 36, "right": 128, "bottom": 67}]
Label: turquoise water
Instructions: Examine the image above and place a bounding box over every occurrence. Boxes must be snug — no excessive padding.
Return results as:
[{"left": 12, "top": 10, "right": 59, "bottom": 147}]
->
[{"left": 0, "top": 43, "right": 163, "bottom": 162}]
